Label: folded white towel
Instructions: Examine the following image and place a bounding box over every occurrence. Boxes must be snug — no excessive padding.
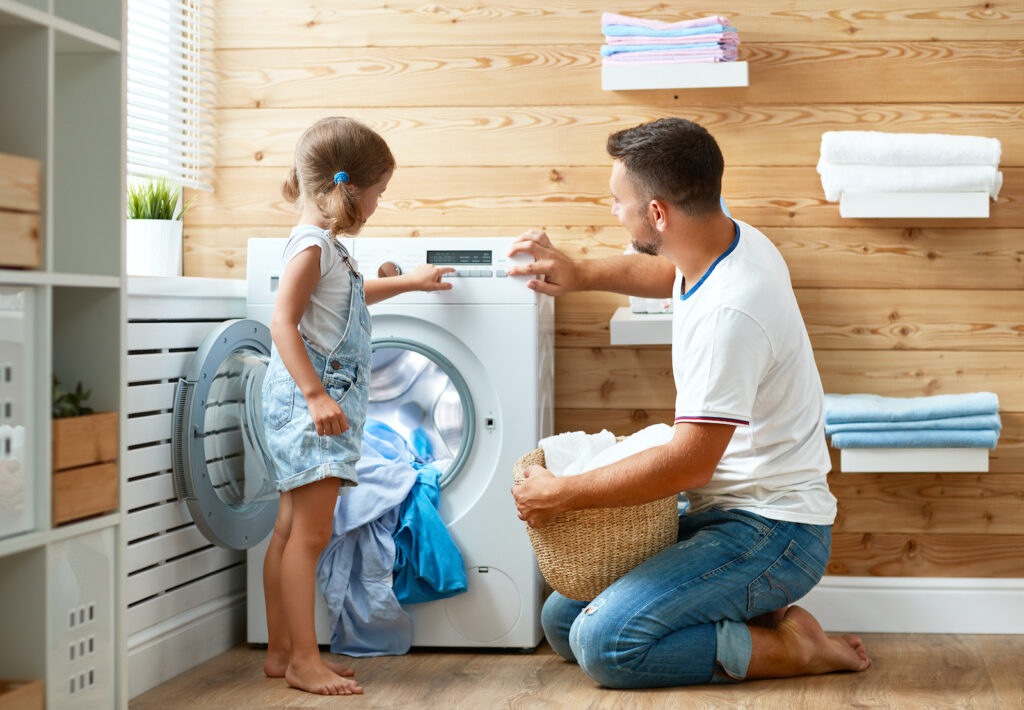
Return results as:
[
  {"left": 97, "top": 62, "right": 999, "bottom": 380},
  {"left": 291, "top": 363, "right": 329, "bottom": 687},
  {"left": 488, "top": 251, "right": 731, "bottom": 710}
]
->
[
  {"left": 538, "top": 424, "right": 675, "bottom": 478},
  {"left": 817, "top": 161, "right": 1003, "bottom": 202},
  {"left": 540, "top": 429, "right": 616, "bottom": 477},
  {"left": 820, "top": 131, "right": 1002, "bottom": 167}
]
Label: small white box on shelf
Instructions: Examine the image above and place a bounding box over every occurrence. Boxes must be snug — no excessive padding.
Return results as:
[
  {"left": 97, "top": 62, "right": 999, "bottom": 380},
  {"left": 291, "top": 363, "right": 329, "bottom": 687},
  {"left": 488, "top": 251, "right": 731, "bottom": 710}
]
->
[
  {"left": 0, "top": 286, "right": 35, "bottom": 539},
  {"left": 839, "top": 447, "right": 989, "bottom": 473},
  {"left": 602, "top": 61, "right": 748, "bottom": 91},
  {"left": 838, "top": 192, "right": 990, "bottom": 219}
]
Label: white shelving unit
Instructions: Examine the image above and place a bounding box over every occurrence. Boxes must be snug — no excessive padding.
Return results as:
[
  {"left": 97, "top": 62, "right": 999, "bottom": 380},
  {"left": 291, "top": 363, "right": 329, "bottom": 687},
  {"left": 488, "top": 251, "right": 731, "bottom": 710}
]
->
[
  {"left": 838, "top": 192, "right": 991, "bottom": 219},
  {"left": 0, "top": 0, "right": 126, "bottom": 708},
  {"left": 602, "top": 61, "right": 748, "bottom": 91}
]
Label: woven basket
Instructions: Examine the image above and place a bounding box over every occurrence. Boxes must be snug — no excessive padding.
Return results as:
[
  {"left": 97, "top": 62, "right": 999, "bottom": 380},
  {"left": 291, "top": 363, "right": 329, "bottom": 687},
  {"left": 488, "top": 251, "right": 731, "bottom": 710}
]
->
[{"left": 512, "top": 446, "right": 679, "bottom": 602}]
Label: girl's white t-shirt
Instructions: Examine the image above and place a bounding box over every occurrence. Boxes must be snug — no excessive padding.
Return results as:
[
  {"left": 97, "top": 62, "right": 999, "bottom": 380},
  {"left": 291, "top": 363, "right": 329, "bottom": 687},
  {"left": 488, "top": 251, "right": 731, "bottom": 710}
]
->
[
  {"left": 281, "top": 225, "right": 359, "bottom": 356},
  {"left": 672, "top": 219, "right": 836, "bottom": 525}
]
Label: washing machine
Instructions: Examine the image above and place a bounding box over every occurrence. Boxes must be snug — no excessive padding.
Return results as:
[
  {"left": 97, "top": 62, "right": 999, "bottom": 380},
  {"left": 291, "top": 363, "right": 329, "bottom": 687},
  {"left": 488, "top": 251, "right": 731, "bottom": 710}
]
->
[{"left": 171, "top": 237, "right": 552, "bottom": 651}]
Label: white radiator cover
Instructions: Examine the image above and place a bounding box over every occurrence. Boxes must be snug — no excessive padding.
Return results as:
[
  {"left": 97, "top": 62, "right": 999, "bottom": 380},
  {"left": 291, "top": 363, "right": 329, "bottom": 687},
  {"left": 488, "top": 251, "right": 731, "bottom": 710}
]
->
[{"left": 125, "top": 278, "right": 247, "bottom": 698}]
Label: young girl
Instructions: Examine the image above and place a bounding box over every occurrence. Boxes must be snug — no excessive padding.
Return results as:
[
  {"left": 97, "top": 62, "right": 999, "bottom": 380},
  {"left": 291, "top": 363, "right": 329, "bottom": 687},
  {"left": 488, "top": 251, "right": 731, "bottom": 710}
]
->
[{"left": 260, "top": 117, "right": 453, "bottom": 696}]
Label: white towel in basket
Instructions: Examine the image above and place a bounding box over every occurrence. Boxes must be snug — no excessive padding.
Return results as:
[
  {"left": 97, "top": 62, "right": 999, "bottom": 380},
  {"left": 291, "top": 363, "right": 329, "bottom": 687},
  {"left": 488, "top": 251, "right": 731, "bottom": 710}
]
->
[
  {"left": 539, "top": 424, "right": 675, "bottom": 478},
  {"left": 540, "top": 430, "right": 616, "bottom": 477}
]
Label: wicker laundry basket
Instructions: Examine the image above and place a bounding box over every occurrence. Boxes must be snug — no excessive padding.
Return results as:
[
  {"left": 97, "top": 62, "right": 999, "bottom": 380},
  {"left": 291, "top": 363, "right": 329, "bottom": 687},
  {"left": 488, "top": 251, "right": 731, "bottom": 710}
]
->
[{"left": 512, "top": 445, "right": 679, "bottom": 602}]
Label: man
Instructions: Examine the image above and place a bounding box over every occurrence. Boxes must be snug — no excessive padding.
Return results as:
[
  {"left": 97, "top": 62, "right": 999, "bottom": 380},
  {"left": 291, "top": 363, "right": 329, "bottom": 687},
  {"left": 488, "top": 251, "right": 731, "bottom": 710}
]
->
[{"left": 508, "top": 118, "right": 870, "bottom": 688}]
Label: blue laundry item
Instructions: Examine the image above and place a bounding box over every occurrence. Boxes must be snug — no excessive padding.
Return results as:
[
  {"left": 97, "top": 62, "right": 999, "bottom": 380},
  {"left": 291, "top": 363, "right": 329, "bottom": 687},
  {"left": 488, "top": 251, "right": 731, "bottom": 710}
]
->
[
  {"left": 824, "top": 392, "right": 999, "bottom": 425},
  {"left": 602, "top": 23, "right": 732, "bottom": 37},
  {"left": 316, "top": 420, "right": 420, "bottom": 656},
  {"left": 830, "top": 429, "right": 999, "bottom": 449},
  {"left": 825, "top": 413, "right": 1002, "bottom": 435},
  {"left": 601, "top": 42, "right": 722, "bottom": 57},
  {"left": 393, "top": 466, "right": 468, "bottom": 604}
]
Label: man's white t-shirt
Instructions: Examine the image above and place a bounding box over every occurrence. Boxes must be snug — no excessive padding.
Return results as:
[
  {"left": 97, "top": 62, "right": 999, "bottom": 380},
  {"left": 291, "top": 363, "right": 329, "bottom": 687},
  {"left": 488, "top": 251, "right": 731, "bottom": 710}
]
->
[
  {"left": 281, "top": 225, "right": 359, "bottom": 356},
  {"left": 672, "top": 219, "right": 836, "bottom": 525}
]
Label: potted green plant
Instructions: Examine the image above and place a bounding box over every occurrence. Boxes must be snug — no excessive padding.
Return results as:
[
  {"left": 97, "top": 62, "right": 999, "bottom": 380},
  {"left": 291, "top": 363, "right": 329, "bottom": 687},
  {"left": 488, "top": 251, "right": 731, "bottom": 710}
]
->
[{"left": 126, "top": 178, "right": 195, "bottom": 277}]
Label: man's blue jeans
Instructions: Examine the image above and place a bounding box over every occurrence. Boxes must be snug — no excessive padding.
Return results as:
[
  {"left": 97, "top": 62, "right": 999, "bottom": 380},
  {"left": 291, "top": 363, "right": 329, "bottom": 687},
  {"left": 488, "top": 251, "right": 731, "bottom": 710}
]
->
[{"left": 541, "top": 507, "right": 831, "bottom": 688}]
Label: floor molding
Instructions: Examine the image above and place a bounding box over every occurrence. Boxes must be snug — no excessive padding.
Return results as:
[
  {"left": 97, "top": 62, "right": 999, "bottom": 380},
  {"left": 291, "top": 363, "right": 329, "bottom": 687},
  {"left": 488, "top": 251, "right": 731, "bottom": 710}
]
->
[
  {"left": 128, "top": 594, "right": 246, "bottom": 699},
  {"left": 801, "top": 576, "right": 1024, "bottom": 634}
]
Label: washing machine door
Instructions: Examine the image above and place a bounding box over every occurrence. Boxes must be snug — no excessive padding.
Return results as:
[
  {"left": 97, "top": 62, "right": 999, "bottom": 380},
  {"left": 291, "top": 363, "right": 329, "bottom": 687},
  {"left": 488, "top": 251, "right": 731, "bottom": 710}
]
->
[
  {"left": 171, "top": 319, "right": 279, "bottom": 549},
  {"left": 368, "top": 338, "right": 475, "bottom": 488}
]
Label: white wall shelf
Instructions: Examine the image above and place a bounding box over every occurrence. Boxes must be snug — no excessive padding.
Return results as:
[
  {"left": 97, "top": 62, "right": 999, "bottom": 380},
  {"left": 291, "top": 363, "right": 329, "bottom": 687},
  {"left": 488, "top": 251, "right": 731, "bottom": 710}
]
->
[
  {"left": 0, "top": 270, "right": 121, "bottom": 288},
  {"left": 838, "top": 192, "right": 991, "bottom": 219},
  {"left": 839, "top": 447, "right": 989, "bottom": 473},
  {"left": 602, "top": 61, "right": 748, "bottom": 91},
  {"left": 0, "top": 0, "right": 126, "bottom": 705},
  {"left": 610, "top": 306, "right": 672, "bottom": 345}
]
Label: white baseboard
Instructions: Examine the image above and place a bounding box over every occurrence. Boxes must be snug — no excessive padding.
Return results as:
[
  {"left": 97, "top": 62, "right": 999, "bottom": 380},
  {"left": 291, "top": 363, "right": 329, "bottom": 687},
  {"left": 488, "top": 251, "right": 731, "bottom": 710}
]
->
[
  {"left": 127, "top": 593, "right": 246, "bottom": 698},
  {"left": 801, "top": 576, "right": 1024, "bottom": 634}
]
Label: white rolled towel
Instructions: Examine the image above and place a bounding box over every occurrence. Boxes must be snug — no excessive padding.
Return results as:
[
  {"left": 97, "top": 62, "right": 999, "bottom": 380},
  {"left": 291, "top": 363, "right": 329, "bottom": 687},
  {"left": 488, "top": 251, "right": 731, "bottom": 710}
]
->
[
  {"left": 820, "top": 131, "right": 1002, "bottom": 167},
  {"left": 817, "top": 161, "right": 1003, "bottom": 202}
]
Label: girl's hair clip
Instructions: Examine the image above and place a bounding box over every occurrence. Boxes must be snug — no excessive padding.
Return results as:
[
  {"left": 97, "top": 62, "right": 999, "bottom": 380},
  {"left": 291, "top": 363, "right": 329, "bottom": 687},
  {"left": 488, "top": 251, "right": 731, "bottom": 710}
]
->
[{"left": 334, "top": 171, "right": 349, "bottom": 185}]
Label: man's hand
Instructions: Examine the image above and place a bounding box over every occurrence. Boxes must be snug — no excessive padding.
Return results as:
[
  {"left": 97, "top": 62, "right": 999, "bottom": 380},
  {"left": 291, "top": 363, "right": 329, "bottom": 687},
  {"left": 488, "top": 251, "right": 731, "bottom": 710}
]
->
[
  {"left": 511, "top": 464, "right": 566, "bottom": 528},
  {"left": 506, "top": 230, "right": 583, "bottom": 296}
]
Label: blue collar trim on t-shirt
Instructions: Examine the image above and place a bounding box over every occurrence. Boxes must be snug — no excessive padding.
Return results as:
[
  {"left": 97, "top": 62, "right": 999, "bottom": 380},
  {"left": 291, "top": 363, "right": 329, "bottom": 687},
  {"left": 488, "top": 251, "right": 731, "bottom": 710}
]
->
[{"left": 679, "top": 219, "right": 740, "bottom": 301}]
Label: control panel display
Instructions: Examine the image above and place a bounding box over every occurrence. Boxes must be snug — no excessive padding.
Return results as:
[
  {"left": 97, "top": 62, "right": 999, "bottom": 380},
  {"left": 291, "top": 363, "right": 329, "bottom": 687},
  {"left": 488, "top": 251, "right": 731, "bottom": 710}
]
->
[{"left": 427, "top": 250, "right": 492, "bottom": 265}]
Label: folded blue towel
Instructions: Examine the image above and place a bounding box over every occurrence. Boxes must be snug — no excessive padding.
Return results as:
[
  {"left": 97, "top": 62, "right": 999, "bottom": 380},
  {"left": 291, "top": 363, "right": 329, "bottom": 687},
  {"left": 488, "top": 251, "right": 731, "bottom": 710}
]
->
[
  {"left": 601, "top": 42, "right": 722, "bottom": 57},
  {"left": 603, "top": 23, "right": 731, "bottom": 37},
  {"left": 824, "top": 392, "right": 999, "bottom": 425},
  {"left": 830, "top": 429, "right": 999, "bottom": 449},
  {"left": 825, "top": 413, "right": 1002, "bottom": 435}
]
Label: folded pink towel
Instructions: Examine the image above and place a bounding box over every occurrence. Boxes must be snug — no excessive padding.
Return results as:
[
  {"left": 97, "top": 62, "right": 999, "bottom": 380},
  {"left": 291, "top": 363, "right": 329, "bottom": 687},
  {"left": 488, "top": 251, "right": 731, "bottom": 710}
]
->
[
  {"left": 607, "top": 32, "right": 739, "bottom": 45},
  {"left": 601, "top": 12, "right": 730, "bottom": 31}
]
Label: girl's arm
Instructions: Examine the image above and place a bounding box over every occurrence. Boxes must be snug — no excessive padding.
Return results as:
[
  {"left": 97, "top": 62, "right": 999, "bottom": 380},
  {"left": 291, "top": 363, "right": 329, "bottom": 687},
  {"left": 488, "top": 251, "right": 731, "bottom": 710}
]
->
[
  {"left": 364, "top": 263, "right": 455, "bottom": 305},
  {"left": 270, "top": 247, "right": 349, "bottom": 436}
]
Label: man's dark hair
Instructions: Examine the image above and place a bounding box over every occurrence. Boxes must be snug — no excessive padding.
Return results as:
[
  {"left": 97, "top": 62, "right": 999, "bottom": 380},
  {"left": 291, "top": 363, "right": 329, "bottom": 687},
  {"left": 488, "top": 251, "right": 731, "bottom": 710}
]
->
[{"left": 606, "top": 118, "right": 723, "bottom": 216}]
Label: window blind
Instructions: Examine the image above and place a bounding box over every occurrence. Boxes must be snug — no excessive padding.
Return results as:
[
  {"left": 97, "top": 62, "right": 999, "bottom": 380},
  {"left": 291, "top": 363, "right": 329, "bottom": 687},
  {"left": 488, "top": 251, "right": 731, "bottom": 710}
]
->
[{"left": 126, "top": 0, "right": 214, "bottom": 190}]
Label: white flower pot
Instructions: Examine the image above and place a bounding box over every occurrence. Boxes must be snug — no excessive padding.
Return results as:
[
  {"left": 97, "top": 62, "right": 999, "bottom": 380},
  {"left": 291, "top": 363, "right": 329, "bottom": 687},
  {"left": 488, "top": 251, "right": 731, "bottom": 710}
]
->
[{"left": 126, "top": 219, "right": 183, "bottom": 277}]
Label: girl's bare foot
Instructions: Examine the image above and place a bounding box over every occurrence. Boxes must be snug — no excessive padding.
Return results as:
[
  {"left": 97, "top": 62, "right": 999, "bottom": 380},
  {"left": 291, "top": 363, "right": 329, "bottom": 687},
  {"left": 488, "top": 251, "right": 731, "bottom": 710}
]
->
[
  {"left": 264, "top": 651, "right": 355, "bottom": 678},
  {"left": 284, "top": 658, "right": 363, "bottom": 696},
  {"left": 775, "top": 606, "right": 871, "bottom": 674}
]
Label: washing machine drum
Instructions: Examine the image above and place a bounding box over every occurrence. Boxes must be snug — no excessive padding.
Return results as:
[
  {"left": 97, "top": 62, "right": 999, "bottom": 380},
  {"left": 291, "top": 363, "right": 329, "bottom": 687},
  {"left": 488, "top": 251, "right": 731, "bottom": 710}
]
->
[{"left": 172, "top": 323, "right": 476, "bottom": 550}]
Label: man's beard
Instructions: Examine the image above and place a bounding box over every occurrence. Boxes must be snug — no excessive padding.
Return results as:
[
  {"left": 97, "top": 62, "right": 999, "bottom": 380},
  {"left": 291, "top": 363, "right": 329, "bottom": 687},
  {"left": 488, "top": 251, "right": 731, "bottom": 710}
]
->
[{"left": 630, "top": 213, "right": 662, "bottom": 256}]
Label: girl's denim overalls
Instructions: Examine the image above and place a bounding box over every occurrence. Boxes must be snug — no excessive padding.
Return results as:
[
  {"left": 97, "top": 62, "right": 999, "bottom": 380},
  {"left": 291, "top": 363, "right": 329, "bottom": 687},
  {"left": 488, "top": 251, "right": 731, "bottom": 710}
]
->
[{"left": 261, "top": 240, "right": 372, "bottom": 492}]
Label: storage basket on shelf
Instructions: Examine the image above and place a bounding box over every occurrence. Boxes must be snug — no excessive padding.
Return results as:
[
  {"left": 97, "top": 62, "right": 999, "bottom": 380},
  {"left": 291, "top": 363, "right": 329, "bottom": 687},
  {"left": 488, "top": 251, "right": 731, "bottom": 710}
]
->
[{"left": 512, "top": 444, "right": 679, "bottom": 602}]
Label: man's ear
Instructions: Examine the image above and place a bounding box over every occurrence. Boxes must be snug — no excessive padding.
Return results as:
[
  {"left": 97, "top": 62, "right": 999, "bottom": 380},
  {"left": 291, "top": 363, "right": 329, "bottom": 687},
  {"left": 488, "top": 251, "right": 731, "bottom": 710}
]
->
[{"left": 648, "top": 199, "right": 670, "bottom": 231}]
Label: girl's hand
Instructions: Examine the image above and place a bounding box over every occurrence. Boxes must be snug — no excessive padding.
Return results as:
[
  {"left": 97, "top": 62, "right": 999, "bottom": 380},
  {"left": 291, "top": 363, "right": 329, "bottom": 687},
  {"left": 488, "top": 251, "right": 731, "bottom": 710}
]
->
[
  {"left": 306, "top": 390, "right": 350, "bottom": 436},
  {"left": 408, "top": 263, "right": 455, "bottom": 292}
]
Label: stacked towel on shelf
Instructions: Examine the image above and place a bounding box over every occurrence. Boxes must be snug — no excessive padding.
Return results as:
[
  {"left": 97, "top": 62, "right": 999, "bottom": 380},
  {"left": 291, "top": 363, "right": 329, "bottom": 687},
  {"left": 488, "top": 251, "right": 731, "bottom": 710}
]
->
[
  {"left": 601, "top": 12, "right": 740, "bottom": 65},
  {"left": 816, "top": 131, "right": 1003, "bottom": 202},
  {"left": 824, "top": 392, "right": 1001, "bottom": 449}
]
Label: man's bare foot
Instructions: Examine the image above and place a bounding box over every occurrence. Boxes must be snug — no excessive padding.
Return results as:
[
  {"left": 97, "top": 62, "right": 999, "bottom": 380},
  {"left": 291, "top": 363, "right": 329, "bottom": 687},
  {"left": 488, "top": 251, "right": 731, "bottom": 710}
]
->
[
  {"left": 285, "top": 658, "right": 363, "bottom": 696},
  {"left": 749, "top": 607, "right": 788, "bottom": 629},
  {"left": 264, "top": 651, "right": 355, "bottom": 678},
  {"left": 775, "top": 606, "right": 871, "bottom": 675}
]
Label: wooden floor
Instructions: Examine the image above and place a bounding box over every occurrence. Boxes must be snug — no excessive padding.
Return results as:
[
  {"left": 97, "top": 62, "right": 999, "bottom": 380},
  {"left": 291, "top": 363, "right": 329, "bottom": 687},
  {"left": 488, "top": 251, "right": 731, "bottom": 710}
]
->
[{"left": 131, "top": 636, "right": 1024, "bottom": 709}]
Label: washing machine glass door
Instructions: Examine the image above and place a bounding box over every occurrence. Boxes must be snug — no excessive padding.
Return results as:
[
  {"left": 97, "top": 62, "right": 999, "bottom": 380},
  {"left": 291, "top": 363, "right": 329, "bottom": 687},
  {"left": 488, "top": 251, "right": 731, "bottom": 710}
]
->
[
  {"left": 171, "top": 319, "right": 279, "bottom": 549},
  {"left": 369, "top": 338, "right": 475, "bottom": 488}
]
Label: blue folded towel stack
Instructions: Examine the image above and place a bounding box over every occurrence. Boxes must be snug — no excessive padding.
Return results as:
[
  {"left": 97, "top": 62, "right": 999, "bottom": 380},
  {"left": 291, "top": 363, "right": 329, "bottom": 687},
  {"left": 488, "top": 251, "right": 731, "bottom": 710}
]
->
[{"left": 824, "top": 392, "right": 1001, "bottom": 449}]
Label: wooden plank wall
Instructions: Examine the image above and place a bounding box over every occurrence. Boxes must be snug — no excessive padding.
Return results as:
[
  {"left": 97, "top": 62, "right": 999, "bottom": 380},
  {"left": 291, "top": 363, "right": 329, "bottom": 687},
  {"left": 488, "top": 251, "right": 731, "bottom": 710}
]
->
[{"left": 185, "top": 1, "right": 1024, "bottom": 578}]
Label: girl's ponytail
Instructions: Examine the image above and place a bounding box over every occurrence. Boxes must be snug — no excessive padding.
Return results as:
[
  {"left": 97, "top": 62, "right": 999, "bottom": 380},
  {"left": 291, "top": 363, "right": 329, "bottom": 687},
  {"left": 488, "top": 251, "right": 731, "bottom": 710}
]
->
[
  {"left": 282, "top": 165, "right": 301, "bottom": 203},
  {"left": 321, "top": 182, "right": 364, "bottom": 235}
]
